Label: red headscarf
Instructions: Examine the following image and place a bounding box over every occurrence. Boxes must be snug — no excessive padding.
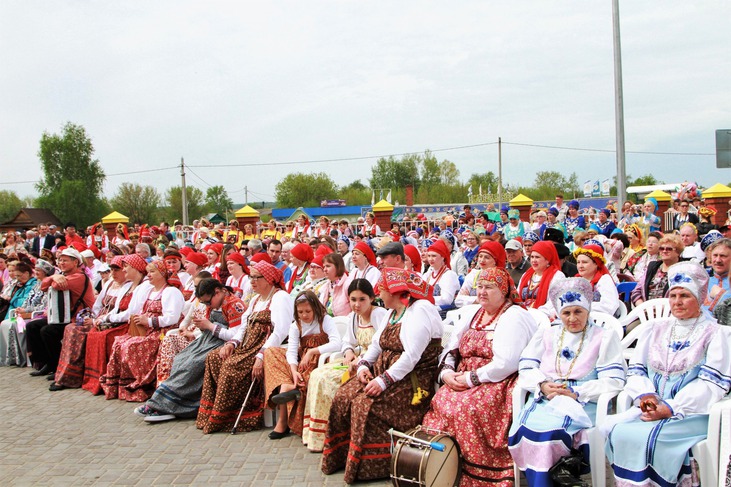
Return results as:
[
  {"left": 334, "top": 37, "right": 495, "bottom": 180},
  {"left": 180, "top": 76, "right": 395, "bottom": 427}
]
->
[
  {"left": 123, "top": 253, "right": 148, "bottom": 274},
  {"left": 185, "top": 252, "right": 208, "bottom": 268},
  {"left": 477, "top": 241, "right": 506, "bottom": 269},
  {"left": 353, "top": 241, "right": 376, "bottom": 266},
  {"left": 226, "top": 252, "right": 249, "bottom": 275},
  {"left": 250, "top": 252, "right": 272, "bottom": 265},
  {"left": 377, "top": 267, "right": 434, "bottom": 305},
  {"left": 519, "top": 240, "right": 561, "bottom": 308},
  {"left": 427, "top": 239, "right": 451, "bottom": 269},
  {"left": 477, "top": 268, "right": 522, "bottom": 304},
  {"left": 290, "top": 242, "right": 314, "bottom": 263},
  {"left": 404, "top": 244, "right": 422, "bottom": 274},
  {"left": 253, "top": 261, "right": 284, "bottom": 289}
]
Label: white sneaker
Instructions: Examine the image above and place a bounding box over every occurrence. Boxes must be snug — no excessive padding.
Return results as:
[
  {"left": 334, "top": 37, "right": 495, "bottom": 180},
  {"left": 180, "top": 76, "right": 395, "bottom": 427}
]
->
[
  {"left": 134, "top": 405, "right": 154, "bottom": 418},
  {"left": 144, "top": 411, "right": 176, "bottom": 423}
]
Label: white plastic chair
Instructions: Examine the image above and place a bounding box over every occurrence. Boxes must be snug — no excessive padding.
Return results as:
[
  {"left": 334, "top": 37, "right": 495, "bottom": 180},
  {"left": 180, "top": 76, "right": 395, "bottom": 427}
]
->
[
  {"left": 590, "top": 312, "right": 623, "bottom": 340},
  {"left": 613, "top": 391, "right": 731, "bottom": 487},
  {"left": 619, "top": 298, "right": 672, "bottom": 361},
  {"left": 512, "top": 385, "right": 617, "bottom": 487},
  {"left": 318, "top": 315, "right": 350, "bottom": 367}
]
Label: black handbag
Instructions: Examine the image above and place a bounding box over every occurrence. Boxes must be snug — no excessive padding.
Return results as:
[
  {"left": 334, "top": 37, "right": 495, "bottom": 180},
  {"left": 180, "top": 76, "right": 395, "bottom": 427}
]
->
[{"left": 549, "top": 449, "right": 590, "bottom": 487}]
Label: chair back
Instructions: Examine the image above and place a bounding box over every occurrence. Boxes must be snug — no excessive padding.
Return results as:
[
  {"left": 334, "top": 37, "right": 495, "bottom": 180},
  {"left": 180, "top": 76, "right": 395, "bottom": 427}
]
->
[
  {"left": 616, "top": 281, "right": 637, "bottom": 306},
  {"left": 619, "top": 298, "right": 672, "bottom": 362},
  {"left": 590, "top": 312, "right": 623, "bottom": 340}
]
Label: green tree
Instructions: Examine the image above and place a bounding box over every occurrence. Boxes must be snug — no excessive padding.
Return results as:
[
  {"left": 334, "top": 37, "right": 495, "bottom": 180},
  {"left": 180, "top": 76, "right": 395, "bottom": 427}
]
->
[
  {"left": 110, "top": 183, "right": 162, "bottom": 224},
  {"left": 35, "top": 122, "right": 106, "bottom": 226},
  {"left": 438, "top": 160, "right": 460, "bottom": 185},
  {"left": 337, "top": 180, "right": 371, "bottom": 206},
  {"left": 467, "top": 172, "right": 498, "bottom": 195},
  {"left": 275, "top": 172, "right": 338, "bottom": 208},
  {"left": 369, "top": 154, "right": 421, "bottom": 192},
  {"left": 420, "top": 151, "right": 441, "bottom": 188},
  {"left": 520, "top": 171, "right": 581, "bottom": 201},
  {"left": 0, "top": 190, "right": 24, "bottom": 223},
  {"left": 165, "top": 186, "right": 205, "bottom": 222},
  {"left": 205, "top": 185, "right": 234, "bottom": 215}
]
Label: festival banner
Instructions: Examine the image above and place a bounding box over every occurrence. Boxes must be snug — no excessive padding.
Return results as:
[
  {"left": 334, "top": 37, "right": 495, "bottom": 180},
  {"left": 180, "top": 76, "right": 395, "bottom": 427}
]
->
[
  {"left": 601, "top": 179, "right": 611, "bottom": 196},
  {"left": 591, "top": 180, "right": 601, "bottom": 197},
  {"left": 583, "top": 180, "right": 593, "bottom": 198}
]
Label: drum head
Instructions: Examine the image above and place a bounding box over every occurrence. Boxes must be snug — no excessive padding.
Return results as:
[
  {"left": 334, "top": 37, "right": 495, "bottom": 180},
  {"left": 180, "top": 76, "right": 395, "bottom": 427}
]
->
[{"left": 423, "top": 434, "right": 460, "bottom": 487}]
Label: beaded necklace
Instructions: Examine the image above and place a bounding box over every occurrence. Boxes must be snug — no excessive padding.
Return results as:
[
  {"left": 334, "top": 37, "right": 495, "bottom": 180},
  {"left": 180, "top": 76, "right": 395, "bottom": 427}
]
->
[
  {"left": 471, "top": 300, "right": 512, "bottom": 331},
  {"left": 554, "top": 324, "right": 588, "bottom": 381},
  {"left": 389, "top": 306, "right": 407, "bottom": 325}
]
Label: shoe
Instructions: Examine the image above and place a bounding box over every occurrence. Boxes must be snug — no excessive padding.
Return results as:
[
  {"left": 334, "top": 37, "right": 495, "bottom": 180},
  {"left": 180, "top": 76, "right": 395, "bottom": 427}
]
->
[
  {"left": 134, "top": 405, "right": 155, "bottom": 418},
  {"left": 143, "top": 411, "right": 176, "bottom": 423},
  {"left": 49, "top": 383, "right": 66, "bottom": 391},
  {"left": 268, "top": 427, "right": 291, "bottom": 440},
  {"left": 271, "top": 389, "right": 301, "bottom": 405},
  {"left": 46, "top": 373, "right": 56, "bottom": 381},
  {"left": 30, "top": 365, "right": 51, "bottom": 376}
]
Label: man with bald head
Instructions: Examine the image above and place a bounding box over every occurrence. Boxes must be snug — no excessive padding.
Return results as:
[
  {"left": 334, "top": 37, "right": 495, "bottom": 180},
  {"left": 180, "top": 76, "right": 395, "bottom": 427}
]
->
[{"left": 679, "top": 223, "right": 705, "bottom": 263}]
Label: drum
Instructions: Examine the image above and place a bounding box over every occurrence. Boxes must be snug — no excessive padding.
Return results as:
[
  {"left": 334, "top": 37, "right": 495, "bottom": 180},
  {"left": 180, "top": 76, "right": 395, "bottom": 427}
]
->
[{"left": 391, "top": 426, "right": 461, "bottom": 486}]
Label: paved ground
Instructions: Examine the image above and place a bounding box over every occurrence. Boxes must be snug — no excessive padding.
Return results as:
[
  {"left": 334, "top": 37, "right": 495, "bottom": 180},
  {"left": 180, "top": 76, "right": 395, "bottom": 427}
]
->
[
  {"left": 0, "top": 367, "right": 390, "bottom": 486},
  {"left": 1, "top": 366, "right": 609, "bottom": 486}
]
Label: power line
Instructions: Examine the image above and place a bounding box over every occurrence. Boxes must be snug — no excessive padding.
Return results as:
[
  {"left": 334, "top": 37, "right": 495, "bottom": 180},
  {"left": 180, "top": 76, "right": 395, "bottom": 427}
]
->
[
  {"left": 0, "top": 165, "right": 178, "bottom": 185},
  {"left": 185, "top": 166, "right": 212, "bottom": 188},
  {"left": 186, "top": 141, "right": 501, "bottom": 169},
  {"left": 502, "top": 141, "right": 714, "bottom": 156}
]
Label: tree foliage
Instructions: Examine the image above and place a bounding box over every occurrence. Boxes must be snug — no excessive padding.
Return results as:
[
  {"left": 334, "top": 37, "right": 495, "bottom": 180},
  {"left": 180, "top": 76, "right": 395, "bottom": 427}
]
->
[
  {"left": 35, "top": 122, "right": 107, "bottom": 226},
  {"left": 275, "top": 172, "right": 338, "bottom": 208},
  {"left": 205, "top": 185, "right": 234, "bottom": 215},
  {"left": 0, "top": 190, "right": 24, "bottom": 223},
  {"left": 110, "top": 183, "right": 162, "bottom": 224},
  {"left": 165, "top": 186, "right": 205, "bottom": 222},
  {"left": 467, "top": 172, "right": 499, "bottom": 195},
  {"left": 516, "top": 171, "right": 581, "bottom": 201}
]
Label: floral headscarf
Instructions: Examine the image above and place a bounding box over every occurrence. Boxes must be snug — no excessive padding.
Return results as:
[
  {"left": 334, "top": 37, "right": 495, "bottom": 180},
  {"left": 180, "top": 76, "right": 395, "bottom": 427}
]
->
[
  {"left": 377, "top": 267, "right": 434, "bottom": 305},
  {"left": 476, "top": 268, "right": 521, "bottom": 303}
]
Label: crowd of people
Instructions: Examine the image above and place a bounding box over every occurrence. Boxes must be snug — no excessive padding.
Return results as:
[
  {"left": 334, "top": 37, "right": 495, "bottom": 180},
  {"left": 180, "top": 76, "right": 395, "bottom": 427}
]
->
[{"left": 1, "top": 193, "right": 730, "bottom": 486}]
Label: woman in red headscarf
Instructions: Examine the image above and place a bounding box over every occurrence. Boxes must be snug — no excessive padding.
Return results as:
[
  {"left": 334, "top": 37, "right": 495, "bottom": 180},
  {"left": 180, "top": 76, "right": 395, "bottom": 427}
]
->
[
  {"left": 101, "top": 260, "right": 185, "bottom": 402},
  {"left": 83, "top": 254, "right": 147, "bottom": 394},
  {"left": 517, "top": 240, "right": 565, "bottom": 310},
  {"left": 196, "top": 261, "right": 294, "bottom": 434},
  {"left": 456, "top": 241, "right": 506, "bottom": 307},
  {"left": 347, "top": 241, "right": 381, "bottom": 289},
  {"left": 225, "top": 252, "right": 250, "bottom": 300},
  {"left": 573, "top": 242, "right": 621, "bottom": 316},
  {"left": 424, "top": 239, "right": 460, "bottom": 316},
  {"left": 322, "top": 268, "right": 443, "bottom": 484},
  {"left": 52, "top": 256, "right": 132, "bottom": 392},
  {"left": 424, "top": 268, "right": 538, "bottom": 486},
  {"left": 287, "top": 242, "right": 314, "bottom": 294}
]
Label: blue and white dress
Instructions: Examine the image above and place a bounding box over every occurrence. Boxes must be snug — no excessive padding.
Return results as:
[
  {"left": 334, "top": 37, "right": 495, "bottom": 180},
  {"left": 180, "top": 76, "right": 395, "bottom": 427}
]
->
[
  {"left": 606, "top": 316, "right": 731, "bottom": 487},
  {"left": 508, "top": 321, "right": 626, "bottom": 486}
]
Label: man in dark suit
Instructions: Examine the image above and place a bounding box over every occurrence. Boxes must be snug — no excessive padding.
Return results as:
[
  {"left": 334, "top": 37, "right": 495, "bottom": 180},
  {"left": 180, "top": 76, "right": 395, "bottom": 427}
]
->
[{"left": 31, "top": 224, "right": 55, "bottom": 256}]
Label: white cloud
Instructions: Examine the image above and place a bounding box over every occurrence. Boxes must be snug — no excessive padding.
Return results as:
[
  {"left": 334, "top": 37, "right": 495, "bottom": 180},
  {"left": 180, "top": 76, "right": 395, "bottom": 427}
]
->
[{"left": 0, "top": 0, "right": 728, "bottom": 206}]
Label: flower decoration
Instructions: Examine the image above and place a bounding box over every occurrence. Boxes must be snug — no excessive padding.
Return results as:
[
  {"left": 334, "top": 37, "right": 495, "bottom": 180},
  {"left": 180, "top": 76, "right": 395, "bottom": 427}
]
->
[
  {"left": 671, "top": 273, "right": 692, "bottom": 285},
  {"left": 669, "top": 340, "right": 690, "bottom": 352},
  {"left": 558, "top": 291, "right": 582, "bottom": 306},
  {"left": 560, "top": 347, "right": 576, "bottom": 360}
]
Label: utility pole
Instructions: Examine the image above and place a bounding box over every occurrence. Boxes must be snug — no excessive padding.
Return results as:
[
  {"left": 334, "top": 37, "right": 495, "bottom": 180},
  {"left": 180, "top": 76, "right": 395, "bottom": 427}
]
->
[
  {"left": 181, "top": 157, "right": 188, "bottom": 226},
  {"left": 612, "top": 0, "right": 627, "bottom": 210},
  {"left": 497, "top": 137, "right": 503, "bottom": 208}
]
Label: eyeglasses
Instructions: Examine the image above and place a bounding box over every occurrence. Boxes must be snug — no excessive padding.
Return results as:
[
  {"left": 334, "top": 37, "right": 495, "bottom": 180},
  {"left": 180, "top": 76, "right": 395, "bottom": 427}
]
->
[
  {"left": 659, "top": 246, "right": 676, "bottom": 252},
  {"left": 249, "top": 275, "right": 264, "bottom": 281}
]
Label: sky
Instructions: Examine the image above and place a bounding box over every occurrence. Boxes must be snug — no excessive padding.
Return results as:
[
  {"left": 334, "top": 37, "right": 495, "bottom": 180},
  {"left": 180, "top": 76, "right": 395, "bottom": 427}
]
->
[{"left": 1, "top": 1, "right": 729, "bottom": 205}]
